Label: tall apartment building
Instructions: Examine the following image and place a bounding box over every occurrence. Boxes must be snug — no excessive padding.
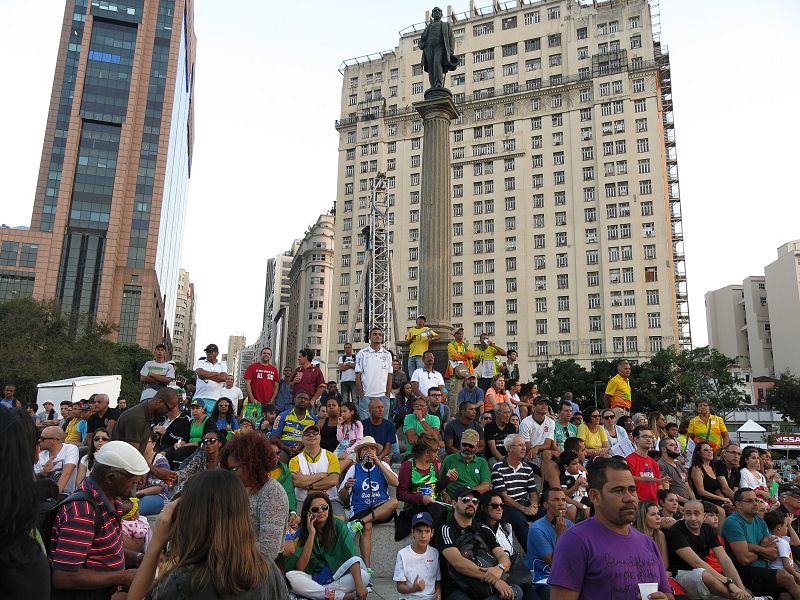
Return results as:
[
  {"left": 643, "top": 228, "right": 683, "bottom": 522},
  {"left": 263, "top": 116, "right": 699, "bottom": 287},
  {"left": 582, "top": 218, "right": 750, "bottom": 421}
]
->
[
  {"left": 172, "top": 268, "right": 196, "bottom": 364},
  {"left": 285, "top": 214, "right": 335, "bottom": 375},
  {"left": 256, "top": 247, "right": 297, "bottom": 369},
  {"left": 0, "top": 0, "right": 195, "bottom": 349},
  {"left": 329, "top": 0, "right": 689, "bottom": 373},
  {"left": 708, "top": 240, "right": 800, "bottom": 378},
  {"left": 226, "top": 334, "right": 247, "bottom": 383}
]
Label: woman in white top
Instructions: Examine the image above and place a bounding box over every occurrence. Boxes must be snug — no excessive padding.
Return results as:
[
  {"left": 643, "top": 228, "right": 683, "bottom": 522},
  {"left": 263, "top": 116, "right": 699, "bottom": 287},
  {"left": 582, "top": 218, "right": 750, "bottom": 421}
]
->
[
  {"left": 739, "top": 445, "right": 772, "bottom": 503},
  {"left": 75, "top": 427, "right": 110, "bottom": 485},
  {"left": 601, "top": 410, "right": 627, "bottom": 448}
]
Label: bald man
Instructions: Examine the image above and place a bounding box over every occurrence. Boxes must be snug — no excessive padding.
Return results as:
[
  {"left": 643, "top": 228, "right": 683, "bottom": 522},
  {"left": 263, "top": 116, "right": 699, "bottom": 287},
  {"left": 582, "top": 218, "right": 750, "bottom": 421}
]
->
[{"left": 36, "top": 426, "right": 80, "bottom": 494}]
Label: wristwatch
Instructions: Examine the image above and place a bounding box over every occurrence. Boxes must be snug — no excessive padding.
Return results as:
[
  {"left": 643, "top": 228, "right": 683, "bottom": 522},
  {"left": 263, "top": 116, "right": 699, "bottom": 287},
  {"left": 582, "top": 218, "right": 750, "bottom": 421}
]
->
[
  {"left": 497, "top": 563, "right": 506, "bottom": 572},
  {"left": 725, "top": 577, "right": 735, "bottom": 588}
]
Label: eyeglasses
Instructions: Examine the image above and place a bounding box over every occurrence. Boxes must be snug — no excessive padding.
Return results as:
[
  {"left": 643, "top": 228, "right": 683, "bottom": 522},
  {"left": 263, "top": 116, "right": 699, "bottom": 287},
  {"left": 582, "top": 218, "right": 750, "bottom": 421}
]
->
[
  {"left": 309, "top": 505, "right": 330, "bottom": 514},
  {"left": 429, "top": 394, "right": 442, "bottom": 398},
  {"left": 303, "top": 431, "right": 320, "bottom": 438},
  {"left": 227, "top": 465, "right": 241, "bottom": 472},
  {"left": 603, "top": 415, "right": 615, "bottom": 420},
  {"left": 459, "top": 497, "right": 480, "bottom": 506},
  {"left": 93, "top": 436, "right": 109, "bottom": 442},
  {"left": 488, "top": 502, "right": 504, "bottom": 509},
  {"left": 202, "top": 438, "right": 219, "bottom": 445}
]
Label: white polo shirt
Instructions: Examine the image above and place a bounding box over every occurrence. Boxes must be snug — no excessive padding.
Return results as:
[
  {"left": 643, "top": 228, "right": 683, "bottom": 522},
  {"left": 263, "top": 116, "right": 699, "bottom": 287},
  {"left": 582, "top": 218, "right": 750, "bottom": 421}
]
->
[
  {"left": 520, "top": 414, "right": 556, "bottom": 448},
  {"left": 194, "top": 358, "right": 227, "bottom": 400},
  {"left": 411, "top": 368, "right": 446, "bottom": 397},
  {"left": 355, "top": 345, "right": 393, "bottom": 397}
]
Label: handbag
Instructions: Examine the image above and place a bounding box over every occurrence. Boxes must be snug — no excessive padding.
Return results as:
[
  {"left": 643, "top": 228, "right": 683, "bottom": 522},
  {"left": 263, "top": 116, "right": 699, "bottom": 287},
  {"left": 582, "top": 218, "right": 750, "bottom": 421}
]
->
[
  {"left": 507, "top": 550, "right": 533, "bottom": 589},
  {"left": 447, "top": 529, "right": 499, "bottom": 600}
]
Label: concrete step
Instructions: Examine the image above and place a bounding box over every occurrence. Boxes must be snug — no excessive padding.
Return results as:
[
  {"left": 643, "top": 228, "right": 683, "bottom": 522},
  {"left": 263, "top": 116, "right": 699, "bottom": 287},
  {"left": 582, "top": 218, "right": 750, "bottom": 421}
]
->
[{"left": 366, "top": 522, "right": 409, "bottom": 578}]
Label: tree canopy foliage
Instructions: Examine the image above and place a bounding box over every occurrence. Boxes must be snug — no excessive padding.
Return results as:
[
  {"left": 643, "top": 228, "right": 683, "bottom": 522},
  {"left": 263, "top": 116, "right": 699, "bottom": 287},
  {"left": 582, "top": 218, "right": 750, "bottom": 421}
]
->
[{"left": 769, "top": 373, "right": 800, "bottom": 423}]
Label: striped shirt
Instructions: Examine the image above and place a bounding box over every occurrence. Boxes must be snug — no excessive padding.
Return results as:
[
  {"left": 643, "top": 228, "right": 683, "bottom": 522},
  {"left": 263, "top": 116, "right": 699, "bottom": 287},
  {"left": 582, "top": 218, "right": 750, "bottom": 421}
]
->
[
  {"left": 491, "top": 458, "right": 537, "bottom": 503},
  {"left": 50, "top": 476, "right": 125, "bottom": 573},
  {"left": 272, "top": 408, "right": 317, "bottom": 446}
]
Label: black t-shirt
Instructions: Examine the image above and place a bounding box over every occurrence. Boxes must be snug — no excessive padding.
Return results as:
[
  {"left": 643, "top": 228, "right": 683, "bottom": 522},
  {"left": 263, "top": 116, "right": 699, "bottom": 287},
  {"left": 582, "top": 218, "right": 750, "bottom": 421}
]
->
[
  {"left": 665, "top": 519, "right": 720, "bottom": 575},
  {"left": 435, "top": 518, "right": 500, "bottom": 595},
  {"left": 320, "top": 421, "right": 339, "bottom": 453},
  {"left": 483, "top": 420, "right": 517, "bottom": 457},
  {"left": 0, "top": 533, "right": 50, "bottom": 600},
  {"left": 714, "top": 460, "right": 740, "bottom": 489},
  {"left": 86, "top": 407, "right": 121, "bottom": 435}
]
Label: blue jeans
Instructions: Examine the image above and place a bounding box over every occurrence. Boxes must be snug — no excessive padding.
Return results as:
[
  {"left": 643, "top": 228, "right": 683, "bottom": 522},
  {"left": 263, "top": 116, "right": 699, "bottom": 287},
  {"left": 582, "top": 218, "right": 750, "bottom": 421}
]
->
[
  {"left": 408, "top": 355, "right": 425, "bottom": 374},
  {"left": 504, "top": 501, "right": 535, "bottom": 553},
  {"left": 356, "top": 395, "right": 388, "bottom": 421},
  {"left": 340, "top": 380, "right": 356, "bottom": 404},
  {"left": 138, "top": 494, "right": 165, "bottom": 516}
]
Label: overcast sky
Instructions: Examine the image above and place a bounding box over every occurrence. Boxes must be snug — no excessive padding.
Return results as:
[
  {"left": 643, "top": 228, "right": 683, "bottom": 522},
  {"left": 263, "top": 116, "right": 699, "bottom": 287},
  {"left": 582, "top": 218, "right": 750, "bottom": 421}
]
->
[{"left": 1, "top": 0, "right": 798, "bottom": 359}]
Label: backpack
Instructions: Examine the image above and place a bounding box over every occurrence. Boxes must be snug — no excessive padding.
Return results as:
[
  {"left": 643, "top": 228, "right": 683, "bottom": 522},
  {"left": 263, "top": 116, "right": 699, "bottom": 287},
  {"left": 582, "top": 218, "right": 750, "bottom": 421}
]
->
[
  {"left": 446, "top": 526, "right": 500, "bottom": 599},
  {"left": 39, "top": 490, "right": 102, "bottom": 556}
]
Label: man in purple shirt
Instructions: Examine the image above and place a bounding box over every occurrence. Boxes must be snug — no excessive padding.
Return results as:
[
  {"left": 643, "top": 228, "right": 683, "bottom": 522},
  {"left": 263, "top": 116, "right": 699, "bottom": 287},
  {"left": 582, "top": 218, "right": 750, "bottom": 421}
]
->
[{"left": 550, "top": 457, "right": 674, "bottom": 600}]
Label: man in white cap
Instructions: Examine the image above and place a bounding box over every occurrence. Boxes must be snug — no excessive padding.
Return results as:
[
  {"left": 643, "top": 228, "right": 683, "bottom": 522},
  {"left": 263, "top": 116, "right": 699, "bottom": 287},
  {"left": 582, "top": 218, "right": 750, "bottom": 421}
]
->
[
  {"left": 50, "top": 440, "right": 150, "bottom": 595},
  {"left": 36, "top": 400, "right": 60, "bottom": 430},
  {"left": 338, "top": 436, "right": 399, "bottom": 569}
]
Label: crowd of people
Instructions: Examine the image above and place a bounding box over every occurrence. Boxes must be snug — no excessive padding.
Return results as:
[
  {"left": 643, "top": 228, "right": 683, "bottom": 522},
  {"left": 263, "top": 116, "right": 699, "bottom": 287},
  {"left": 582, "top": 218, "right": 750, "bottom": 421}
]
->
[{"left": 2, "top": 334, "right": 800, "bottom": 600}]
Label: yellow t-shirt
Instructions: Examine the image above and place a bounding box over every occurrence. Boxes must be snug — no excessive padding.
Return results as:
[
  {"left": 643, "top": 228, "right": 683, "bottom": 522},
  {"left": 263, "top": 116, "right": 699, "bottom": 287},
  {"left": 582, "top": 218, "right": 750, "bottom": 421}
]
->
[
  {"left": 688, "top": 415, "right": 728, "bottom": 451},
  {"left": 577, "top": 423, "right": 609, "bottom": 450},
  {"left": 605, "top": 374, "right": 632, "bottom": 410},
  {"left": 407, "top": 326, "right": 436, "bottom": 358}
]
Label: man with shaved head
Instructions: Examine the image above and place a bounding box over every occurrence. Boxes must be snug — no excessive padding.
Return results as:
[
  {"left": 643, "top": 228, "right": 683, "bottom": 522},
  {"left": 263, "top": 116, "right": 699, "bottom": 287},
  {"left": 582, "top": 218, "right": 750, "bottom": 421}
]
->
[
  {"left": 36, "top": 425, "right": 80, "bottom": 494},
  {"left": 665, "top": 500, "right": 750, "bottom": 600}
]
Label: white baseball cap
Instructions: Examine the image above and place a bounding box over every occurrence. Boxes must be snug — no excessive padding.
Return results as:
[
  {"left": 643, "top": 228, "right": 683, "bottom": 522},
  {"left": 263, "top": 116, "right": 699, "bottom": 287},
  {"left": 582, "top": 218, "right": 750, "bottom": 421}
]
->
[{"left": 94, "top": 441, "right": 150, "bottom": 476}]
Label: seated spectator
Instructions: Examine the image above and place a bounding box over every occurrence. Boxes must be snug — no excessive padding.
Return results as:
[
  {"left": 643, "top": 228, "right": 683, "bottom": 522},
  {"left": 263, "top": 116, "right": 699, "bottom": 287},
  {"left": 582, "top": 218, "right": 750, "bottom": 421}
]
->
[
  {"left": 0, "top": 406, "right": 50, "bottom": 598},
  {"left": 576, "top": 409, "right": 609, "bottom": 460},
  {"left": 395, "top": 433, "right": 449, "bottom": 541},
  {"left": 210, "top": 397, "right": 239, "bottom": 439},
  {"left": 284, "top": 492, "right": 370, "bottom": 600},
  {"left": 320, "top": 396, "right": 342, "bottom": 452},
  {"left": 153, "top": 401, "right": 190, "bottom": 456},
  {"left": 360, "top": 397, "right": 397, "bottom": 463},
  {"left": 256, "top": 403, "right": 279, "bottom": 437},
  {"left": 722, "top": 487, "right": 800, "bottom": 598},
  {"left": 664, "top": 500, "right": 751, "bottom": 600},
  {"left": 171, "top": 401, "right": 218, "bottom": 465},
  {"left": 337, "top": 437, "right": 399, "bottom": 569},
  {"left": 336, "top": 401, "right": 364, "bottom": 473},
  {"left": 127, "top": 470, "right": 288, "bottom": 600},
  {"left": 482, "top": 375, "right": 511, "bottom": 416},
  {"left": 272, "top": 392, "right": 317, "bottom": 464},
  {"left": 443, "top": 401, "right": 485, "bottom": 455},
  {"left": 76, "top": 427, "right": 110, "bottom": 486},
  {"left": 658, "top": 489, "right": 684, "bottom": 529},
  {"left": 320, "top": 380, "right": 343, "bottom": 405},
  {"left": 484, "top": 403, "right": 516, "bottom": 467},
  {"left": 435, "top": 485, "right": 522, "bottom": 600},
  {"left": 457, "top": 374, "right": 484, "bottom": 410},
  {"left": 609, "top": 415, "right": 636, "bottom": 458},
  {"left": 403, "top": 396, "right": 441, "bottom": 448},
  {"left": 267, "top": 441, "right": 297, "bottom": 515},
  {"left": 36, "top": 426, "right": 80, "bottom": 495},
  {"left": 135, "top": 433, "right": 172, "bottom": 516},
  {"left": 393, "top": 511, "right": 441, "bottom": 600},
  {"left": 120, "top": 497, "right": 150, "bottom": 554},
  {"left": 559, "top": 450, "right": 590, "bottom": 522},
  {"left": 50, "top": 441, "right": 149, "bottom": 597},
  {"left": 527, "top": 488, "right": 574, "bottom": 600},
  {"left": 627, "top": 426, "right": 667, "bottom": 504},
  {"left": 715, "top": 444, "right": 742, "bottom": 500},
  {"left": 289, "top": 424, "right": 344, "bottom": 518},
  {"left": 427, "top": 388, "right": 450, "bottom": 431},
  {"left": 690, "top": 442, "right": 733, "bottom": 509},
  {"left": 490, "top": 433, "right": 539, "bottom": 552},
  {"left": 740, "top": 446, "right": 772, "bottom": 505},
  {"left": 553, "top": 400, "right": 578, "bottom": 452},
  {"left": 36, "top": 400, "right": 60, "bottom": 431},
  {"left": 658, "top": 437, "right": 695, "bottom": 504},
  {"left": 393, "top": 381, "right": 417, "bottom": 431},
  {"left": 63, "top": 401, "right": 88, "bottom": 446},
  {"left": 239, "top": 416, "right": 255, "bottom": 432},
  {"left": 633, "top": 500, "right": 669, "bottom": 568},
  {"left": 171, "top": 429, "right": 225, "bottom": 498},
  {"left": 764, "top": 511, "right": 800, "bottom": 585},
  {"left": 58, "top": 400, "right": 72, "bottom": 428},
  {"left": 440, "top": 429, "right": 491, "bottom": 502}
]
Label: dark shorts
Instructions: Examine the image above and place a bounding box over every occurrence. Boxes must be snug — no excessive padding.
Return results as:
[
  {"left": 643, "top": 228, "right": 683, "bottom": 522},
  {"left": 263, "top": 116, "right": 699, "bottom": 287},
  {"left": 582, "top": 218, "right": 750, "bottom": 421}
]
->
[
  {"left": 351, "top": 500, "right": 395, "bottom": 523},
  {"left": 737, "top": 565, "right": 779, "bottom": 597}
]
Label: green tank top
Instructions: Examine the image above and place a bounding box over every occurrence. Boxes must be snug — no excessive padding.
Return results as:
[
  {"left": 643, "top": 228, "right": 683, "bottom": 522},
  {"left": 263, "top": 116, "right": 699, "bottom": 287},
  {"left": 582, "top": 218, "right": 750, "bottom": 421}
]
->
[{"left": 189, "top": 416, "right": 209, "bottom": 443}]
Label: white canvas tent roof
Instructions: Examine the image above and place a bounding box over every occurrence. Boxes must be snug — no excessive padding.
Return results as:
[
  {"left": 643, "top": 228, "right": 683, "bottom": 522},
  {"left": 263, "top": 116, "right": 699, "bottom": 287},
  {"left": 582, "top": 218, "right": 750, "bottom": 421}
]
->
[
  {"left": 38, "top": 375, "right": 120, "bottom": 388},
  {"left": 736, "top": 419, "right": 766, "bottom": 433}
]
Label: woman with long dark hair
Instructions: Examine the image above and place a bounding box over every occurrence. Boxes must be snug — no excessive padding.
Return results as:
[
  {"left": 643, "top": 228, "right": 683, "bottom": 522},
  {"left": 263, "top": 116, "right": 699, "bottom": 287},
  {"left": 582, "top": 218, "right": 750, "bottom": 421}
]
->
[
  {"left": 285, "top": 491, "right": 370, "bottom": 600},
  {"left": 135, "top": 433, "right": 171, "bottom": 516},
  {"left": 0, "top": 405, "right": 50, "bottom": 598},
  {"left": 75, "top": 426, "right": 110, "bottom": 485},
  {"left": 170, "top": 429, "right": 225, "bottom": 498},
  {"left": 210, "top": 397, "right": 239, "bottom": 438},
  {"left": 689, "top": 441, "right": 732, "bottom": 507},
  {"left": 221, "top": 431, "right": 288, "bottom": 560},
  {"left": 739, "top": 446, "right": 772, "bottom": 504},
  {"left": 127, "top": 469, "right": 287, "bottom": 599}
]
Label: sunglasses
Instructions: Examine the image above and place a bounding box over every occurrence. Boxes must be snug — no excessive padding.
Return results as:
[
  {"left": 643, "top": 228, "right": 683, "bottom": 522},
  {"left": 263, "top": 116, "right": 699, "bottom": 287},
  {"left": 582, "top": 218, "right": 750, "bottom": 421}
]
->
[
  {"left": 303, "top": 431, "right": 320, "bottom": 437},
  {"left": 459, "top": 497, "right": 480, "bottom": 506},
  {"left": 202, "top": 438, "right": 219, "bottom": 445},
  {"left": 227, "top": 465, "right": 240, "bottom": 472},
  {"left": 603, "top": 415, "right": 615, "bottom": 420},
  {"left": 309, "top": 505, "right": 330, "bottom": 514},
  {"left": 94, "top": 435, "right": 109, "bottom": 442},
  {"left": 488, "top": 502, "right": 504, "bottom": 509}
]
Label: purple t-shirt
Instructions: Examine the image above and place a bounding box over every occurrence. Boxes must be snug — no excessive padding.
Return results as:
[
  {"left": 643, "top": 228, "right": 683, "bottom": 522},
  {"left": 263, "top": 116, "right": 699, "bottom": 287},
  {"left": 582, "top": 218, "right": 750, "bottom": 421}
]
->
[{"left": 549, "top": 518, "right": 671, "bottom": 599}]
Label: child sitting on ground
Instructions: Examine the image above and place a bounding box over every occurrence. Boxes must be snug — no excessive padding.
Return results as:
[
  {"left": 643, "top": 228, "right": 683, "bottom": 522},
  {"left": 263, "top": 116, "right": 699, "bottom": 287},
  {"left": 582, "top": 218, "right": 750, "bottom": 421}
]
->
[
  {"left": 121, "top": 497, "right": 151, "bottom": 553},
  {"left": 393, "top": 511, "right": 441, "bottom": 600},
  {"left": 765, "top": 511, "right": 800, "bottom": 585}
]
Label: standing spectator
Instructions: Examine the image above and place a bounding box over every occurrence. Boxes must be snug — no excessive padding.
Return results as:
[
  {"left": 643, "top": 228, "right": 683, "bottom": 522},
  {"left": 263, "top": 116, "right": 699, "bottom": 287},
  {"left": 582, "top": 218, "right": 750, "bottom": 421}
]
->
[
  {"left": 0, "top": 406, "right": 50, "bottom": 598},
  {"left": 50, "top": 441, "right": 149, "bottom": 596},
  {"left": 548, "top": 458, "right": 674, "bottom": 599},
  {"left": 553, "top": 400, "right": 578, "bottom": 452},
  {"left": 688, "top": 399, "right": 730, "bottom": 453},
  {"left": 442, "top": 401, "right": 484, "bottom": 455},
  {"left": 435, "top": 485, "right": 520, "bottom": 600},
  {"left": 664, "top": 499, "right": 749, "bottom": 600},
  {"left": 626, "top": 426, "right": 667, "bottom": 503},
  {"left": 220, "top": 375, "right": 244, "bottom": 417},
  {"left": 337, "top": 437, "right": 399, "bottom": 569},
  {"left": 491, "top": 433, "right": 539, "bottom": 551},
  {"left": 221, "top": 432, "right": 289, "bottom": 561},
  {"left": 447, "top": 327, "right": 474, "bottom": 413},
  {"left": 289, "top": 425, "right": 344, "bottom": 517},
  {"left": 500, "top": 349, "right": 520, "bottom": 382},
  {"left": 86, "top": 393, "right": 119, "bottom": 435},
  {"left": 244, "top": 347, "right": 280, "bottom": 412},
  {"left": 658, "top": 437, "right": 695, "bottom": 504},
  {"left": 354, "top": 327, "right": 393, "bottom": 420},
  {"left": 274, "top": 366, "right": 295, "bottom": 413},
  {"left": 272, "top": 392, "right": 317, "bottom": 463},
  {"left": 722, "top": 487, "right": 800, "bottom": 598},
  {"left": 139, "top": 343, "right": 175, "bottom": 402},
  {"left": 439, "top": 429, "right": 491, "bottom": 500},
  {"left": 472, "top": 333, "right": 507, "bottom": 393},
  {"left": 36, "top": 426, "right": 80, "bottom": 494},
  {"left": 604, "top": 359, "right": 632, "bottom": 418},
  {"left": 527, "top": 488, "right": 574, "bottom": 600},
  {"left": 406, "top": 315, "right": 439, "bottom": 374},
  {"left": 337, "top": 342, "right": 357, "bottom": 404},
  {"left": 484, "top": 403, "right": 516, "bottom": 466},
  {"left": 457, "top": 374, "right": 484, "bottom": 409},
  {"left": 291, "top": 348, "right": 327, "bottom": 408},
  {"left": 411, "top": 351, "right": 446, "bottom": 402},
  {"left": 1, "top": 383, "right": 21, "bottom": 409},
  {"left": 361, "top": 397, "right": 397, "bottom": 463},
  {"left": 194, "top": 343, "right": 229, "bottom": 414}
]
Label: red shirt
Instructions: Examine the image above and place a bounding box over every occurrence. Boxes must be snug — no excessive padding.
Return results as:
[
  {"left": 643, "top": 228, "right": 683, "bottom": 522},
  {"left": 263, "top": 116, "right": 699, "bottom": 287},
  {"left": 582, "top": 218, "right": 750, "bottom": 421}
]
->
[
  {"left": 244, "top": 362, "right": 279, "bottom": 403},
  {"left": 292, "top": 364, "right": 326, "bottom": 400},
  {"left": 50, "top": 477, "right": 125, "bottom": 573},
  {"left": 626, "top": 452, "right": 661, "bottom": 502}
]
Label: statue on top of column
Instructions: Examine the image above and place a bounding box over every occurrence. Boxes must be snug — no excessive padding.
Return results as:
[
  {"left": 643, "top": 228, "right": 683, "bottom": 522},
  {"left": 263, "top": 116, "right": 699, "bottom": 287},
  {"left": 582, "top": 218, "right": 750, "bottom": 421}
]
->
[{"left": 419, "top": 7, "right": 459, "bottom": 91}]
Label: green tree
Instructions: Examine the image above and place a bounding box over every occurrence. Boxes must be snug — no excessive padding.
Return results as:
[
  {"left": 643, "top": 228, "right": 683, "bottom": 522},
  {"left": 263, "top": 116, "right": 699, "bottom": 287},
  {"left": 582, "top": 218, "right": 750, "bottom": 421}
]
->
[
  {"left": 768, "top": 372, "right": 800, "bottom": 423},
  {"left": 533, "top": 359, "right": 593, "bottom": 406}
]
